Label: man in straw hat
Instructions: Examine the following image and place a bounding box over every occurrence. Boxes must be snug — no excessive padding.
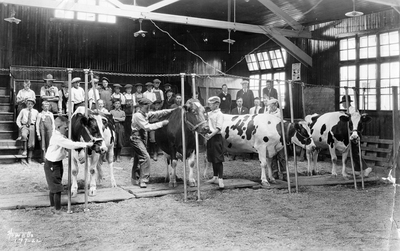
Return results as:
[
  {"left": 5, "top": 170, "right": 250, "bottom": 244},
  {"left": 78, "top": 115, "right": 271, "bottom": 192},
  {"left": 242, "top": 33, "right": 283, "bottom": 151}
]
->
[
  {"left": 236, "top": 80, "right": 254, "bottom": 111},
  {"left": 16, "top": 98, "right": 39, "bottom": 164},
  {"left": 41, "top": 74, "right": 59, "bottom": 114},
  {"left": 130, "top": 98, "right": 174, "bottom": 188},
  {"left": 205, "top": 96, "right": 225, "bottom": 188},
  {"left": 70, "top": 77, "right": 85, "bottom": 112}
]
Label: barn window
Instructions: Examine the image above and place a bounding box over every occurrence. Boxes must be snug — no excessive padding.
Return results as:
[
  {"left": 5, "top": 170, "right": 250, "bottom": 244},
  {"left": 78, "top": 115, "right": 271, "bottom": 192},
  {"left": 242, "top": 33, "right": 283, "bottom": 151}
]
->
[
  {"left": 339, "top": 30, "right": 400, "bottom": 111},
  {"left": 55, "top": 10, "right": 74, "bottom": 19},
  {"left": 246, "top": 48, "right": 286, "bottom": 71},
  {"left": 54, "top": 0, "right": 116, "bottom": 23},
  {"left": 249, "top": 74, "right": 260, "bottom": 98},
  {"left": 256, "top": 52, "right": 271, "bottom": 70},
  {"left": 245, "top": 54, "right": 259, "bottom": 71}
]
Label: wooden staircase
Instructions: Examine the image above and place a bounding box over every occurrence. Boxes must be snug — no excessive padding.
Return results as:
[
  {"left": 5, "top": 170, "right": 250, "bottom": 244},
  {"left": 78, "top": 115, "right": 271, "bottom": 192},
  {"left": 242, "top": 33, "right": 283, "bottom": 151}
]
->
[{"left": 0, "top": 87, "right": 26, "bottom": 164}]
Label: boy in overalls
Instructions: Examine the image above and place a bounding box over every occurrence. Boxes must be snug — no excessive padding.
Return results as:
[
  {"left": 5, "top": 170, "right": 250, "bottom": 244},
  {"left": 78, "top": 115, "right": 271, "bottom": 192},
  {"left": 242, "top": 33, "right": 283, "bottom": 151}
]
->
[{"left": 36, "top": 101, "right": 55, "bottom": 164}]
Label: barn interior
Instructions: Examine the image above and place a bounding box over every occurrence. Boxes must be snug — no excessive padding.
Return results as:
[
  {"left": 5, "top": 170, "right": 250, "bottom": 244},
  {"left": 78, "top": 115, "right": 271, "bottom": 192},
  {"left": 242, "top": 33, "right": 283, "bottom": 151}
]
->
[{"left": 0, "top": 0, "right": 399, "bottom": 162}]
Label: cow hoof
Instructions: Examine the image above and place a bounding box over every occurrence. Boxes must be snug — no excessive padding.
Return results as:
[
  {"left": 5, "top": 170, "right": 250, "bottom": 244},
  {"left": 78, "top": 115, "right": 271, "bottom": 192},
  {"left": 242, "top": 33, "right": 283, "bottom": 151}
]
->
[
  {"left": 89, "top": 189, "right": 97, "bottom": 197},
  {"left": 71, "top": 189, "right": 78, "bottom": 198},
  {"left": 169, "top": 182, "right": 177, "bottom": 188},
  {"left": 261, "top": 181, "right": 270, "bottom": 187},
  {"left": 189, "top": 181, "right": 197, "bottom": 187},
  {"left": 312, "top": 170, "right": 318, "bottom": 176},
  {"left": 111, "top": 179, "right": 117, "bottom": 188}
]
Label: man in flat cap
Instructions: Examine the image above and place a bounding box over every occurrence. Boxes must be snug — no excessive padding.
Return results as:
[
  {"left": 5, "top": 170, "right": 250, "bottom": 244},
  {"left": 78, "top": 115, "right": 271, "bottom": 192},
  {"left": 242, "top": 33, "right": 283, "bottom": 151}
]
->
[
  {"left": 123, "top": 84, "right": 135, "bottom": 115},
  {"left": 111, "top": 84, "right": 126, "bottom": 106},
  {"left": 16, "top": 98, "right": 39, "bottom": 164},
  {"left": 205, "top": 96, "right": 225, "bottom": 189},
  {"left": 110, "top": 98, "right": 126, "bottom": 163},
  {"left": 130, "top": 98, "right": 174, "bottom": 188},
  {"left": 152, "top": 79, "right": 164, "bottom": 109},
  {"left": 41, "top": 74, "right": 60, "bottom": 114},
  {"left": 143, "top": 82, "right": 156, "bottom": 103},
  {"left": 70, "top": 77, "right": 85, "bottom": 112}
]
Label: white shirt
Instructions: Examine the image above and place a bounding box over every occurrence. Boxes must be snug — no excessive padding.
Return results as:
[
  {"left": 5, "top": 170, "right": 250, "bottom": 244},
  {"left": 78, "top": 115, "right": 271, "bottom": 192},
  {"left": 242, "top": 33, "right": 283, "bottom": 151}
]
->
[
  {"left": 249, "top": 106, "right": 260, "bottom": 114},
  {"left": 16, "top": 89, "right": 36, "bottom": 104},
  {"left": 88, "top": 88, "right": 100, "bottom": 104},
  {"left": 70, "top": 87, "right": 85, "bottom": 104},
  {"left": 207, "top": 108, "right": 224, "bottom": 135},
  {"left": 45, "top": 130, "right": 89, "bottom": 162},
  {"left": 143, "top": 91, "right": 156, "bottom": 102},
  {"left": 16, "top": 108, "right": 39, "bottom": 127},
  {"left": 36, "top": 111, "right": 55, "bottom": 136}
]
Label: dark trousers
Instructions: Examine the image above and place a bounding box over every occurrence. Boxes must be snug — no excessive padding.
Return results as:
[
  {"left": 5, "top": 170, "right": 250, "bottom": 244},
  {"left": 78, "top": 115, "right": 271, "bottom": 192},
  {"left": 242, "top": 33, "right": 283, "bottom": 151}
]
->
[
  {"left": 44, "top": 160, "right": 64, "bottom": 209},
  {"left": 207, "top": 134, "right": 224, "bottom": 178},
  {"left": 130, "top": 136, "right": 150, "bottom": 182},
  {"left": 272, "top": 149, "right": 286, "bottom": 174}
]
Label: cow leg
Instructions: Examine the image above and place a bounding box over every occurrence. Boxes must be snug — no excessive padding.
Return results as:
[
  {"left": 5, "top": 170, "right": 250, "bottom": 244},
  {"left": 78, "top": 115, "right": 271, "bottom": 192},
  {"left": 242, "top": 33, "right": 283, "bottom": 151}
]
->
[
  {"left": 169, "top": 159, "right": 178, "bottom": 188},
  {"left": 328, "top": 146, "right": 339, "bottom": 177},
  {"left": 89, "top": 157, "right": 98, "bottom": 197},
  {"left": 108, "top": 146, "right": 117, "bottom": 188},
  {"left": 306, "top": 150, "right": 313, "bottom": 176},
  {"left": 187, "top": 151, "right": 197, "bottom": 187},
  {"left": 341, "top": 149, "right": 350, "bottom": 179},
  {"left": 71, "top": 151, "right": 80, "bottom": 198},
  {"left": 259, "top": 150, "right": 274, "bottom": 186}
]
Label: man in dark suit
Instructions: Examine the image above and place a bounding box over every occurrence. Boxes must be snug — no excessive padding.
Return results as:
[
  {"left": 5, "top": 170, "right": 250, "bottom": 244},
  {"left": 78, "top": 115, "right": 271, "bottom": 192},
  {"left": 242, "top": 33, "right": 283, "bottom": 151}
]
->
[
  {"left": 262, "top": 80, "right": 278, "bottom": 100},
  {"left": 236, "top": 80, "right": 254, "bottom": 111},
  {"left": 231, "top": 98, "right": 249, "bottom": 115}
]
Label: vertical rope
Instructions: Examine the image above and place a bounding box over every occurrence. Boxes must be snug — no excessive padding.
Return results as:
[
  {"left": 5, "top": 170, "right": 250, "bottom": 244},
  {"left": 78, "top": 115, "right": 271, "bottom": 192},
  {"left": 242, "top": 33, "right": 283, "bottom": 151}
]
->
[
  {"left": 192, "top": 74, "right": 201, "bottom": 201},
  {"left": 344, "top": 87, "right": 357, "bottom": 190},
  {"left": 67, "top": 68, "right": 73, "bottom": 214},
  {"left": 83, "top": 69, "right": 89, "bottom": 212}
]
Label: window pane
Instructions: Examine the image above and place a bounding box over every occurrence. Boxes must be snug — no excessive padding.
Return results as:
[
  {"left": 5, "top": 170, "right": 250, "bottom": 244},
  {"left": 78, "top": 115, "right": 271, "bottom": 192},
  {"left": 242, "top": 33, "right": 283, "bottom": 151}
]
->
[
  {"left": 359, "top": 64, "right": 377, "bottom": 110},
  {"left": 340, "top": 37, "right": 356, "bottom": 61},
  {"left": 55, "top": 10, "right": 74, "bottom": 19},
  {"left": 273, "top": 72, "right": 286, "bottom": 108},
  {"left": 249, "top": 75, "right": 260, "bottom": 98},
  {"left": 380, "top": 62, "right": 400, "bottom": 110},
  {"left": 380, "top": 31, "right": 399, "bottom": 57}
]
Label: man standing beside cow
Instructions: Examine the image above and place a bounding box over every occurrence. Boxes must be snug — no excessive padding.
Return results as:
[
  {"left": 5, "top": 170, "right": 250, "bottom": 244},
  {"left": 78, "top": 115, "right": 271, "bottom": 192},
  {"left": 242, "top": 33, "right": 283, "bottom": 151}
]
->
[{"left": 130, "top": 98, "right": 173, "bottom": 188}]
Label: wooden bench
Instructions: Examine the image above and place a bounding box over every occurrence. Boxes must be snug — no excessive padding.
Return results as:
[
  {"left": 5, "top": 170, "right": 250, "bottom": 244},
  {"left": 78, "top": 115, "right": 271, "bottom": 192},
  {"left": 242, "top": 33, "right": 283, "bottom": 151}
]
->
[{"left": 361, "top": 136, "right": 393, "bottom": 169}]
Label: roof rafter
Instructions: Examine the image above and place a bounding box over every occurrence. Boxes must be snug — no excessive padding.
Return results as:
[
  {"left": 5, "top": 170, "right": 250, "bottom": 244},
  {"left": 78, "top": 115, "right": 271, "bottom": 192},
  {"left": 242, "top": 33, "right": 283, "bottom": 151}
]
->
[
  {"left": 146, "top": 0, "right": 181, "bottom": 12},
  {"left": 1, "top": 0, "right": 312, "bottom": 67},
  {"left": 257, "top": 0, "right": 304, "bottom": 31}
]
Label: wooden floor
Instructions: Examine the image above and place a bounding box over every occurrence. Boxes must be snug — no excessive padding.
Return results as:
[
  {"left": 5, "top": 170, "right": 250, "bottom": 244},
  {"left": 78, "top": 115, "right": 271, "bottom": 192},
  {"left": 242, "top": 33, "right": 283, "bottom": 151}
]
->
[{"left": 0, "top": 176, "right": 381, "bottom": 210}]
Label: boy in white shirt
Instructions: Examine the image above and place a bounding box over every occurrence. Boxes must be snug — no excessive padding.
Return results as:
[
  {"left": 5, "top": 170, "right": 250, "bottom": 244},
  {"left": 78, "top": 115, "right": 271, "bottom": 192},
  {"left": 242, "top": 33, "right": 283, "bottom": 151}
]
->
[{"left": 36, "top": 101, "right": 55, "bottom": 164}]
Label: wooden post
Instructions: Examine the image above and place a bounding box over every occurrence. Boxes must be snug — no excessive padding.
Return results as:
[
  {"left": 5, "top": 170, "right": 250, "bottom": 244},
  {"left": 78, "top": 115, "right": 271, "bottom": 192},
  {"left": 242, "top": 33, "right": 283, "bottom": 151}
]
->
[
  {"left": 276, "top": 79, "right": 291, "bottom": 193},
  {"left": 288, "top": 81, "right": 298, "bottom": 193},
  {"left": 191, "top": 74, "right": 202, "bottom": 201},
  {"left": 83, "top": 69, "right": 89, "bottom": 212},
  {"left": 67, "top": 68, "right": 73, "bottom": 214},
  {"left": 180, "top": 73, "right": 187, "bottom": 202},
  {"left": 301, "top": 82, "right": 306, "bottom": 118},
  {"left": 359, "top": 88, "right": 365, "bottom": 189},
  {"left": 344, "top": 87, "right": 357, "bottom": 190}
]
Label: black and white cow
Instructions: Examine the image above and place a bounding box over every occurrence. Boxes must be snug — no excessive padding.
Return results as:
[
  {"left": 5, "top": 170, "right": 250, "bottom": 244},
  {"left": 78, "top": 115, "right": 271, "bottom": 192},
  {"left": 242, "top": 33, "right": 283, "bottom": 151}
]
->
[
  {"left": 221, "top": 113, "right": 316, "bottom": 186},
  {"left": 70, "top": 107, "right": 112, "bottom": 197},
  {"left": 155, "top": 99, "right": 209, "bottom": 187},
  {"left": 305, "top": 111, "right": 372, "bottom": 178}
]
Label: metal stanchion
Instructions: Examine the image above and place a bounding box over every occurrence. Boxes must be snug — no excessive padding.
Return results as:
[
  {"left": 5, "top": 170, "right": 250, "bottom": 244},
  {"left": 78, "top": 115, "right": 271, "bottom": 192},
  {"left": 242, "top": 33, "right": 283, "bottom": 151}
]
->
[
  {"left": 191, "top": 73, "right": 201, "bottom": 201},
  {"left": 288, "top": 80, "right": 299, "bottom": 193},
  {"left": 180, "top": 73, "right": 187, "bottom": 202},
  {"left": 83, "top": 69, "right": 90, "bottom": 212},
  {"left": 276, "top": 80, "right": 291, "bottom": 193},
  {"left": 67, "top": 68, "right": 73, "bottom": 214}
]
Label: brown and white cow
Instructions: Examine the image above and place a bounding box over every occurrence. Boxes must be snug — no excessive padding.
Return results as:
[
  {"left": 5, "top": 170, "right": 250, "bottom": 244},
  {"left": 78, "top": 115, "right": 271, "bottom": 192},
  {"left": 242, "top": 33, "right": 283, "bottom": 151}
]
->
[
  {"left": 221, "top": 114, "right": 316, "bottom": 186},
  {"left": 70, "top": 107, "right": 115, "bottom": 197},
  {"left": 306, "top": 111, "right": 372, "bottom": 178}
]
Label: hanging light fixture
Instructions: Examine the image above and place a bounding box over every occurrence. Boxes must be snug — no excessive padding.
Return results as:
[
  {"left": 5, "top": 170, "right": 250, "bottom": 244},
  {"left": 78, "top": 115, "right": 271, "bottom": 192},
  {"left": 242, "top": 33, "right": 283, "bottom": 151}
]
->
[
  {"left": 4, "top": 6, "right": 21, "bottom": 24},
  {"left": 134, "top": 18, "right": 147, "bottom": 37},
  {"left": 223, "top": 0, "right": 236, "bottom": 53},
  {"left": 345, "top": 0, "right": 364, "bottom": 17}
]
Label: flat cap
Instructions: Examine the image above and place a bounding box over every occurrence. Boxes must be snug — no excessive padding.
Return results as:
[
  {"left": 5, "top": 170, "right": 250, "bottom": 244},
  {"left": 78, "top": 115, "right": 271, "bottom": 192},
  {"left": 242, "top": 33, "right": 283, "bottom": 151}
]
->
[
  {"left": 137, "top": 98, "right": 153, "bottom": 106},
  {"left": 125, "top": 84, "right": 133, "bottom": 88},
  {"left": 71, "top": 77, "right": 81, "bottom": 84},
  {"left": 113, "top": 84, "right": 122, "bottom": 88},
  {"left": 145, "top": 82, "right": 154, "bottom": 87},
  {"left": 112, "top": 98, "right": 121, "bottom": 103},
  {"left": 164, "top": 83, "right": 171, "bottom": 87},
  {"left": 101, "top": 77, "right": 110, "bottom": 83},
  {"left": 241, "top": 80, "right": 249, "bottom": 85},
  {"left": 207, "top": 96, "right": 221, "bottom": 104},
  {"left": 153, "top": 79, "right": 161, "bottom": 83},
  {"left": 135, "top": 83, "right": 143, "bottom": 87},
  {"left": 267, "top": 98, "right": 279, "bottom": 105},
  {"left": 26, "top": 98, "right": 36, "bottom": 104}
]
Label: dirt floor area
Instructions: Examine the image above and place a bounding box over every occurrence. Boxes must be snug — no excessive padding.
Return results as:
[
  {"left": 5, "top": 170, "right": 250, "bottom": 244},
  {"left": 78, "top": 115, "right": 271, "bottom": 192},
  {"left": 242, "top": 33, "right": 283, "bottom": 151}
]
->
[{"left": 0, "top": 152, "right": 399, "bottom": 251}]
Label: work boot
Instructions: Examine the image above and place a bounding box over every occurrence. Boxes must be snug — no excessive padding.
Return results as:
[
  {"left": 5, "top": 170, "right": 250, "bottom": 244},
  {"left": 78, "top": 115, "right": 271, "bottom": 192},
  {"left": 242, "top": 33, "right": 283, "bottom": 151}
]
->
[
  {"left": 139, "top": 182, "right": 147, "bottom": 188},
  {"left": 272, "top": 171, "right": 279, "bottom": 180},
  {"left": 206, "top": 176, "right": 218, "bottom": 184},
  {"left": 131, "top": 178, "right": 139, "bottom": 186},
  {"left": 21, "top": 142, "right": 27, "bottom": 156},
  {"left": 218, "top": 178, "right": 224, "bottom": 189},
  {"left": 281, "top": 173, "right": 288, "bottom": 182}
]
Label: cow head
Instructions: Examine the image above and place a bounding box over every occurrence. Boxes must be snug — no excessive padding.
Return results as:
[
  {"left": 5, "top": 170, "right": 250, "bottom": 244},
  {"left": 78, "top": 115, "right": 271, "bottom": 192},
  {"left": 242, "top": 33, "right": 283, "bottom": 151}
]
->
[
  {"left": 291, "top": 121, "right": 316, "bottom": 152},
  {"left": 71, "top": 108, "right": 107, "bottom": 154},
  {"left": 183, "top": 99, "right": 210, "bottom": 134},
  {"left": 348, "top": 112, "right": 372, "bottom": 143}
]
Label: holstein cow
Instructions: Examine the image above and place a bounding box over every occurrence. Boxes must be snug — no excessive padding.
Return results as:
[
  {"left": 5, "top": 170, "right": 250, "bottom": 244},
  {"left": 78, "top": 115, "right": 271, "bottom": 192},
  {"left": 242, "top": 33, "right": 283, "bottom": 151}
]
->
[
  {"left": 95, "top": 113, "right": 117, "bottom": 188},
  {"left": 305, "top": 111, "right": 372, "bottom": 178},
  {"left": 155, "top": 99, "right": 209, "bottom": 187},
  {"left": 221, "top": 113, "right": 316, "bottom": 186},
  {"left": 70, "top": 107, "right": 110, "bottom": 197}
]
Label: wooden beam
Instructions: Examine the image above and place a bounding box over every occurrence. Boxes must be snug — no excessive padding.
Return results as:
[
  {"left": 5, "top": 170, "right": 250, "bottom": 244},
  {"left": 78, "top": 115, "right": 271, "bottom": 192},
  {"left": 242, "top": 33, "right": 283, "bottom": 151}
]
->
[
  {"left": 147, "top": 0, "right": 181, "bottom": 12},
  {"left": 392, "top": 6, "right": 400, "bottom": 14},
  {"left": 257, "top": 0, "right": 304, "bottom": 31},
  {"left": 364, "top": 0, "right": 400, "bottom": 6},
  {"left": 263, "top": 27, "right": 312, "bottom": 68},
  {"left": 0, "top": 0, "right": 311, "bottom": 38}
]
